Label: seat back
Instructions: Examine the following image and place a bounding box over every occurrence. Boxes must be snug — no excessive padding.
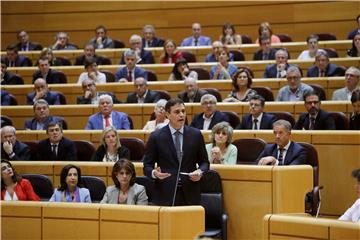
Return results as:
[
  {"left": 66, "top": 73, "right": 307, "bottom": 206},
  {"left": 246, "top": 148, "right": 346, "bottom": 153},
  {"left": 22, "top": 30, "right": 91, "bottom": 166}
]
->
[
  {"left": 120, "top": 137, "right": 145, "bottom": 161},
  {"left": 53, "top": 91, "right": 67, "bottom": 104},
  {"left": 98, "top": 55, "right": 112, "bottom": 65},
  {"left": 202, "top": 88, "right": 222, "bottom": 102},
  {"left": 229, "top": 50, "right": 245, "bottom": 61},
  {"left": 251, "top": 86, "right": 274, "bottom": 101},
  {"left": 1, "top": 115, "right": 13, "bottom": 127},
  {"left": 232, "top": 138, "right": 266, "bottom": 164},
  {"left": 22, "top": 174, "right": 54, "bottom": 201},
  {"left": 276, "top": 34, "right": 293, "bottom": 42},
  {"left": 126, "top": 115, "right": 134, "bottom": 129},
  {"left": 7, "top": 74, "right": 24, "bottom": 84},
  {"left": 55, "top": 71, "right": 67, "bottom": 83},
  {"left": 23, "top": 141, "right": 39, "bottom": 160},
  {"left": 268, "top": 112, "right": 295, "bottom": 127},
  {"left": 56, "top": 56, "right": 72, "bottom": 66},
  {"left": 330, "top": 112, "right": 349, "bottom": 130},
  {"left": 100, "top": 70, "right": 115, "bottom": 82},
  {"left": 323, "top": 48, "right": 339, "bottom": 58},
  {"left": 181, "top": 51, "right": 197, "bottom": 62},
  {"left": 113, "top": 39, "right": 126, "bottom": 48},
  {"left": 308, "top": 84, "right": 326, "bottom": 100},
  {"left": 222, "top": 111, "right": 240, "bottom": 129},
  {"left": 155, "top": 90, "right": 171, "bottom": 100},
  {"left": 135, "top": 176, "right": 154, "bottom": 204},
  {"left": 190, "top": 67, "right": 210, "bottom": 80},
  {"left": 81, "top": 176, "right": 106, "bottom": 203},
  {"left": 315, "top": 33, "right": 337, "bottom": 41},
  {"left": 73, "top": 140, "right": 96, "bottom": 161},
  {"left": 60, "top": 119, "right": 68, "bottom": 130},
  {"left": 8, "top": 94, "right": 18, "bottom": 105},
  {"left": 241, "top": 34, "right": 252, "bottom": 44},
  {"left": 147, "top": 70, "right": 158, "bottom": 81}
]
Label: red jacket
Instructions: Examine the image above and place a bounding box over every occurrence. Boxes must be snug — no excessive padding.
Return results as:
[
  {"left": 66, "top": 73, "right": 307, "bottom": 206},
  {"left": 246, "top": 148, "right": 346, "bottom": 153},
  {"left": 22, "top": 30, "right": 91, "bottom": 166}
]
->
[
  {"left": 1, "top": 178, "right": 40, "bottom": 201},
  {"left": 160, "top": 51, "right": 183, "bottom": 63}
]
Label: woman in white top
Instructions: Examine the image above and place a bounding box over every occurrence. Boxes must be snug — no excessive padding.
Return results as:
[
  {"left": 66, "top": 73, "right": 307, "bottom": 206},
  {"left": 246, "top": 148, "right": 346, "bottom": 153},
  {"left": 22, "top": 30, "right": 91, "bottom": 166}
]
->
[
  {"left": 168, "top": 58, "right": 198, "bottom": 81},
  {"left": 298, "top": 35, "right": 320, "bottom": 60},
  {"left": 143, "top": 99, "right": 169, "bottom": 131},
  {"left": 77, "top": 56, "right": 106, "bottom": 84}
]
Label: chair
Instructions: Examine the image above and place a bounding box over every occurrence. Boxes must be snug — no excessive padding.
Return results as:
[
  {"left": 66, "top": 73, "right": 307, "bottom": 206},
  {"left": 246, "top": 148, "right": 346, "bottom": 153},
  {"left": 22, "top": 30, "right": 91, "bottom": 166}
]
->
[
  {"left": 22, "top": 174, "right": 54, "bottom": 201},
  {"left": 73, "top": 140, "right": 96, "bottom": 161},
  {"left": 135, "top": 176, "right": 155, "bottom": 204},
  {"left": 56, "top": 56, "right": 72, "bottom": 66},
  {"left": 1, "top": 115, "right": 13, "bottom": 127},
  {"left": 202, "top": 88, "right": 222, "bottom": 102},
  {"left": 181, "top": 51, "right": 197, "bottom": 63},
  {"left": 81, "top": 176, "right": 106, "bottom": 203},
  {"left": 251, "top": 86, "right": 274, "bottom": 101},
  {"left": 323, "top": 48, "right": 339, "bottom": 58},
  {"left": 330, "top": 112, "right": 349, "bottom": 130},
  {"left": 222, "top": 111, "right": 240, "bottom": 129},
  {"left": 241, "top": 34, "right": 252, "bottom": 44},
  {"left": 101, "top": 70, "right": 116, "bottom": 82},
  {"left": 155, "top": 90, "right": 171, "bottom": 100},
  {"left": 98, "top": 55, "right": 112, "bottom": 65},
  {"left": 308, "top": 84, "right": 326, "bottom": 100},
  {"left": 315, "top": 33, "right": 337, "bottom": 41},
  {"left": 147, "top": 70, "right": 158, "bottom": 81},
  {"left": 126, "top": 115, "right": 134, "bottom": 129},
  {"left": 53, "top": 91, "right": 67, "bottom": 104},
  {"left": 7, "top": 74, "right": 24, "bottom": 84},
  {"left": 232, "top": 138, "right": 266, "bottom": 164},
  {"left": 113, "top": 39, "right": 126, "bottom": 48},
  {"left": 190, "top": 67, "right": 210, "bottom": 80},
  {"left": 60, "top": 119, "right": 68, "bottom": 130},
  {"left": 200, "top": 169, "right": 228, "bottom": 240},
  {"left": 120, "top": 137, "right": 145, "bottom": 161},
  {"left": 8, "top": 94, "right": 18, "bottom": 105},
  {"left": 229, "top": 50, "right": 245, "bottom": 61},
  {"left": 23, "top": 141, "right": 39, "bottom": 160},
  {"left": 276, "top": 34, "right": 293, "bottom": 42},
  {"left": 268, "top": 112, "right": 295, "bottom": 127},
  {"left": 55, "top": 71, "right": 67, "bottom": 83}
]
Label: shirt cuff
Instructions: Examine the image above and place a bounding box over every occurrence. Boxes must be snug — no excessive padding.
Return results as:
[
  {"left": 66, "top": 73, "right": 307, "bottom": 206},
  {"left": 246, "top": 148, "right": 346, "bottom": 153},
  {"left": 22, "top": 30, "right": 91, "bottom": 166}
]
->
[
  {"left": 9, "top": 152, "right": 15, "bottom": 158},
  {"left": 151, "top": 170, "right": 157, "bottom": 179}
]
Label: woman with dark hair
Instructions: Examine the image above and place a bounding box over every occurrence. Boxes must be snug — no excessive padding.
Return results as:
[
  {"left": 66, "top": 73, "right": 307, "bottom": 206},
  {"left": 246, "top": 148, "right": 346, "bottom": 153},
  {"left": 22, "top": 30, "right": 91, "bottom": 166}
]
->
[
  {"left": 347, "top": 33, "right": 360, "bottom": 57},
  {"left": 350, "top": 89, "right": 360, "bottom": 130},
  {"left": 219, "top": 23, "right": 242, "bottom": 45},
  {"left": 223, "top": 68, "right": 257, "bottom": 102},
  {"left": 1, "top": 160, "right": 39, "bottom": 201},
  {"left": 160, "top": 39, "right": 183, "bottom": 63},
  {"left": 49, "top": 164, "right": 91, "bottom": 202},
  {"left": 77, "top": 56, "right": 106, "bottom": 84},
  {"left": 210, "top": 48, "right": 237, "bottom": 80},
  {"left": 100, "top": 159, "right": 148, "bottom": 205},
  {"left": 255, "top": 22, "right": 281, "bottom": 44},
  {"left": 338, "top": 168, "right": 360, "bottom": 222},
  {"left": 91, "top": 126, "right": 130, "bottom": 162},
  {"left": 168, "top": 58, "right": 198, "bottom": 81},
  {"left": 298, "top": 35, "right": 320, "bottom": 60}
]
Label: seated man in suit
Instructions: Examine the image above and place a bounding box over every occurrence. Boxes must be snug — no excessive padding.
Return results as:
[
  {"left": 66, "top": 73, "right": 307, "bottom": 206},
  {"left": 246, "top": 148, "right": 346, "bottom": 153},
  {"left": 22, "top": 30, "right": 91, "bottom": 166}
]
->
[
  {"left": 1, "top": 90, "right": 13, "bottom": 106},
  {"left": 142, "top": 24, "right": 165, "bottom": 48},
  {"left": 85, "top": 94, "right": 130, "bottom": 130},
  {"left": 32, "top": 57, "right": 64, "bottom": 84},
  {"left": 237, "top": 94, "right": 276, "bottom": 130},
  {"left": 120, "top": 34, "right": 155, "bottom": 64},
  {"left": 276, "top": 66, "right": 313, "bottom": 101},
  {"left": 77, "top": 79, "right": 120, "bottom": 104},
  {"left": 257, "top": 119, "right": 307, "bottom": 166},
  {"left": 190, "top": 94, "right": 229, "bottom": 130},
  {"left": 24, "top": 99, "right": 64, "bottom": 130},
  {"left": 1, "top": 125, "right": 30, "bottom": 161},
  {"left": 50, "top": 32, "right": 78, "bottom": 50},
  {"left": 181, "top": 23, "right": 212, "bottom": 46},
  {"left": 263, "top": 49, "right": 291, "bottom": 78},
  {"left": 347, "top": 14, "right": 360, "bottom": 40},
  {"left": 294, "top": 90, "right": 336, "bottom": 130},
  {"left": 115, "top": 49, "right": 148, "bottom": 82},
  {"left": 1, "top": 61, "right": 18, "bottom": 85},
  {"left": 253, "top": 35, "right": 277, "bottom": 60},
  {"left": 15, "top": 30, "right": 42, "bottom": 51},
  {"left": 37, "top": 122, "right": 77, "bottom": 161},
  {"left": 205, "top": 41, "right": 234, "bottom": 62},
  {"left": 2, "top": 44, "right": 32, "bottom": 67},
  {"left": 88, "top": 25, "right": 114, "bottom": 49},
  {"left": 306, "top": 49, "right": 342, "bottom": 77},
  {"left": 332, "top": 66, "right": 360, "bottom": 101},
  {"left": 26, "top": 78, "right": 61, "bottom": 105},
  {"left": 126, "top": 77, "right": 160, "bottom": 103},
  {"left": 74, "top": 43, "right": 110, "bottom": 66},
  {"left": 177, "top": 78, "right": 207, "bottom": 103}
]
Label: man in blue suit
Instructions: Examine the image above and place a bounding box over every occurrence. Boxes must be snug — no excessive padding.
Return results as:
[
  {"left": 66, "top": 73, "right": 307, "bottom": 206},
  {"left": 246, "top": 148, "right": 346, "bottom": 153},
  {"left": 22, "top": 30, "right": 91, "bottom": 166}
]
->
[
  {"left": 257, "top": 120, "right": 307, "bottom": 166},
  {"left": 181, "top": 23, "right": 212, "bottom": 47},
  {"left": 306, "top": 49, "right": 343, "bottom": 77},
  {"left": 85, "top": 94, "right": 130, "bottom": 130},
  {"left": 115, "top": 49, "right": 148, "bottom": 82},
  {"left": 142, "top": 25, "right": 165, "bottom": 48},
  {"left": 143, "top": 98, "right": 209, "bottom": 206},
  {"left": 26, "top": 78, "right": 61, "bottom": 105},
  {"left": 120, "top": 34, "right": 155, "bottom": 64},
  {"left": 263, "top": 49, "right": 291, "bottom": 78},
  {"left": 2, "top": 44, "right": 32, "bottom": 67}
]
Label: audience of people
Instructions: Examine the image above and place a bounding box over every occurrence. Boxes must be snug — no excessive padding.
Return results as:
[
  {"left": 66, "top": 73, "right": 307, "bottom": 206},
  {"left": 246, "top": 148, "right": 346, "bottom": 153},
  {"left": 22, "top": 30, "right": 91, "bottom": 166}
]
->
[
  {"left": 347, "top": 33, "right": 360, "bottom": 57},
  {"left": 39, "top": 47, "right": 66, "bottom": 66},
  {"left": 177, "top": 77, "right": 207, "bottom": 103},
  {"left": 332, "top": 66, "right": 360, "bottom": 101},
  {"left": 88, "top": 25, "right": 114, "bottom": 49},
  {"left": 15, "top": 30, "right": 42, "bottom": 51},
  {"left": 74, "top": 43, "right": 110, "bottom": 66},
  {"left": 168, "top": 58, "right": 198, "bottom": 81},
  {"left": 115, "top": 49, "right": 148, "bottom": 82},
  {"left": 255, "top": 22, "right": 281, "bottom": 44},
  {"left": 347, "top": 14, "right": 360, "bottom": 40},
  {"left": 120, "top": 34, "right": 155, "bottom": 64},
  {"left": 32, "top": 57, "right": 63, "bottom": 84},
  {"left": 350, "top": 89, "right": 360, "bottom": 130},
  {"left": 51, "top": 32, "right": 78, "bottom": 50},
  {"left": 306, "top": 49, "right": 342, "bottom": 77},
  {"left": 77, "top": 56, "right": 106, "bottom": 84},
  {"left": 160, "top": 39, "right": 183, "bottom": 64},
  {"left": 210, "top": 48, "right": 237, "bottom": 80},
  {"left": 143, "top": 99, "right": 169, "bottom": 131},
  {"left": 1, "top": 126, "right": 31, "bottom": 161},
  {"left": 263, "top": 49, "right": 291, "bottom": 78},
  {"left": 223, "top": 68, "right": 257, "bottom": 102},
  {"left": 142, "top": 24, "right": 165, "bottom": 48},
  {"left": 77, "top": 79, "right": 120, "bottom": 104},
  {"left": 219, "top": 23, "right": 242, "bottom": 45},
  {"left": 26, "top": 78, "right": 61, "bottom": 105},
  {"left": 2, "top": 44, "right": 32, "bottom": 67},
  {"left": 205, "top": 41, "right": 234, "bottom": 62},
  {"left": 253, "top": 35, "right": 276, "bottom": 60},
  {"left": 1, "top": 61, "right": 17, "bottom": 85},
  {"left": 298, "top": 34, "right": 320, "bottom": 60},
  {"left": 181, "top": 23, "right": 211, "bottom": 47},
  {"left": 126, "top": 77, "right": 160, "bottom": 103}
]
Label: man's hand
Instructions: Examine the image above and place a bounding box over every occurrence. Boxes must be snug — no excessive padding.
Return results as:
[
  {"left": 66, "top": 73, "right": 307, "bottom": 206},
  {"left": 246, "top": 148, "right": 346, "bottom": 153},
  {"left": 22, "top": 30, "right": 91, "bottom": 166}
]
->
[
  {"left": 119, "top": 78, "right": 128, "bottom": 83},
  {"left": 258, "top": 156, "right": 276, "bottom": 165},
  {"left": 33, "top": 89, "right": 45, "bottom": 101},
  {"left": 84, "top": 90, "right": 92, "bottom": 99},
  {"left": 3, "top": 141, "right": 13, "bottom": 155},
  {"left": 96, "top": 37, "right": 103, "bottom": 45},
  {"left": 88, "top": 72, "right": 97, "bottom": 80},
  {"left": 189, "top": 169, "right": 203, "bottom": 182},
  {"left": 154, "top": 167, "right": 171, "bottom": 180}
]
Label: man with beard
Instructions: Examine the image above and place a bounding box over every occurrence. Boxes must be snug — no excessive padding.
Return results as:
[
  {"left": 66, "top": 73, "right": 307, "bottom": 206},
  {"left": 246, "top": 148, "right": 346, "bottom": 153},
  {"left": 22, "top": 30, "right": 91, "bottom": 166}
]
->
[{"left": 177, "top": 78, "right": 207, "bottom": 103}]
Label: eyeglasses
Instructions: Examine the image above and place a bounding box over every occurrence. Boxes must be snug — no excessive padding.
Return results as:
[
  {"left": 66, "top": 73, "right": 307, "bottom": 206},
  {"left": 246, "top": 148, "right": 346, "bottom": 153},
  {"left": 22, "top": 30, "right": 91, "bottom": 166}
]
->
[
  {"left": 202, "top": 101, "right": 215, "bottom": 106},
  {"left": 82, "top": 83, "right": 94, "bottom": 88},
  {"left": 305, "top": 101, "right": 320, "bottom": 105}
]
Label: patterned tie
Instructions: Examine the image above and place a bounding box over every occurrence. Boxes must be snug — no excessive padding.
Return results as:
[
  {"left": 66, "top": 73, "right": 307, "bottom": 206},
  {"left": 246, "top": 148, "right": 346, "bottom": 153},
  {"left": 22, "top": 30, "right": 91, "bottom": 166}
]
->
[
  {"left": 309, "top": 117, "right": 316, "bottom": 130},
  {"left": 278, "top": 148, "right": 284, "bottom": 165},
  {"left": 253, "top": 119, "right": 259, "bottom": 130},
  {"left": 128, "top": 70, "right": 132, "bottom": 82},
  {"left": 174, "top": 130, "right": 182, "bottom": 162}
]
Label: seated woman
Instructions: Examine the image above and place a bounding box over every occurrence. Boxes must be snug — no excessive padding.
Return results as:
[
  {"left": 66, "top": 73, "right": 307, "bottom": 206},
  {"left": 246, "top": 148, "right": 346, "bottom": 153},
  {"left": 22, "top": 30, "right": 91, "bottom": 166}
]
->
[
  {"left": 91, "top": 126, "right": 130, "bottom": 162},
  {"left": 1, "top": 160, "right": 40, "bottom": 201},
  {"left": 223, "top": 68, "right": 257, "bottom": 102},
  {"left": 143, "top": 99, "right": 169, "bottom": 131},
  {"left": 347, "top": 33, "right": 360, "bottom": 57},
  {"left": 39, "top": 47, "right": 65, "bottom": 66},
  {"left": 168, "top": 58, "right": 198, "bottom": 81},
  {"left": 255, "top": 22, "right": 281, "bottom": 44},
  {"left": 219, "top": 22, "right": 242, "bottom": 45},
  {"left": 206, "top": 122, "right": 237, "bottom": 165},
  {"left": 210, "top": 48, "right": 237, "bottom": 80},
  {"left": 160, "top": 39, "right": 183, "bottom": 63},
  {"left": 350, "top": 89, "right": 360, "bottom": 130},
  {"left": 49, "top": 164, "right": 91, "bottom": 203},
  {"left": 338, "top": 168, "right": 360, "bottom": 222},
  {"left": 77, "top": 56, "right": 106, "bottom": 85},
  {"left": 100, "top": 159, "right": 148, "bottom": 205},
  {"left": 298, "top": 35, "right": 320, "bottom": 60}
]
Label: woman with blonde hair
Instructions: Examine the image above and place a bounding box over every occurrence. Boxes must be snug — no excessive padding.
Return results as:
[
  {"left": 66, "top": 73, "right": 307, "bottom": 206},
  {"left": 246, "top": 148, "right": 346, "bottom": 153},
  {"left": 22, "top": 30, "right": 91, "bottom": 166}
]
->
[
  {"left": 255, "top": 22, "right": 281, "bottom": 44},
  {"left": 160, "top": 39, "right": 183, "bottom": 63}
]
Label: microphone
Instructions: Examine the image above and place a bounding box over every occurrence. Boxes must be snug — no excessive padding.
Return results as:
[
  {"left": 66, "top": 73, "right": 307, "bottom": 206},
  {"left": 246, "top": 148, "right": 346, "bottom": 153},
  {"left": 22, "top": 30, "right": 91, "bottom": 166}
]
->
[{"left": 171, "top": 152, "right": 183, "bottom": 206}]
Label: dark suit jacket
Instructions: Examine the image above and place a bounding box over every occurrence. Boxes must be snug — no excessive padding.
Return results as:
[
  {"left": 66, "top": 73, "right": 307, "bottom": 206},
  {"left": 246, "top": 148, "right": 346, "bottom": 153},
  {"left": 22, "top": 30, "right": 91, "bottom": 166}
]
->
[
  {"left": 256, "top": 142, "right": 307, "bottom": 165},
  {"left": 24, "top": 115, "right": 63, "bottom": 130},
  {"left": 263, "top": 63, "right": 291, "bottom": 78},
  {"left": 1, "top": 90, "right": 12, "bottom": 106},
  {"left": 190, "top": 110, "right": 229, "bottom": 130},
  {"left": 143, "top": 125, "right": 209, "bottom": 206},
  {"left": 74, "top": 54, "right": 110, "bottom": 66},
  {"left": 37, "top": 137, "right": 77, "bottom": 161},
  {"left": 1, "top": 71, "right": 17, "bottom": 85},
  {"left": 253, "top": 48, "right": 277, "bottom": 60},
  {"left": 16, "top": 42, "right": 43, "bottom": 51},
  {"left": 2, "top": 55, "right": 32, "bottom": 67},
  {"left": 26, "top": 91, "right": 61, "bottom": 105},
  {"left": 142, "top": 37, "right": 165, "bottom": 47},
  {"left": 77, "top": 92, "right": 120, "bottom": 104},
  {"left": 32, "top": 69, "right": 63, "bottom": 84},
  {"left": 1, "top": 141, "right": 31, "bottom": 161},
  {"left": 294, "top": 109, "right": 336, "bottom": 130},
  {"left": 350, "top": 114, "right": 360, "bottom": 130},
  {"left": 120, "top": 49, "right": 155, "bottom": 64},
  {"left": 306, "top": 63, "right": 342, "bottom": 77},
  {"left": 177, "top": 88, "right": 208, "bottom": 103},
  {"left": 91, "top": 145, "right": 130, "bottom": 161},
  {"left": 237, "top": 112, "right": 277, "bottom": 130},
  {"left": 114, "top": 66, "right": 148, "bottom": 82},
  {"left": 126, "top": 90, "right": 160, "bottom": 103}
]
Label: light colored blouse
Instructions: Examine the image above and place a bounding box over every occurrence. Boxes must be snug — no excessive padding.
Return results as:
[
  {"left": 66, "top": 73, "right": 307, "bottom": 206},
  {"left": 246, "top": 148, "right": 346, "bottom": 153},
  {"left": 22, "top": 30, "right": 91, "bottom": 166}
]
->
[
  {"left": 143, "top": 119, "right": 169, "bottom": 131},
  {"left": 77, "top": 71, "right": 106, "bottom": 84},
  {"left": 339, "top": 198, "right": 360, "bottom": 223},
  {"left": 206, "top": 143, "right": 237, "bottom": 165}
]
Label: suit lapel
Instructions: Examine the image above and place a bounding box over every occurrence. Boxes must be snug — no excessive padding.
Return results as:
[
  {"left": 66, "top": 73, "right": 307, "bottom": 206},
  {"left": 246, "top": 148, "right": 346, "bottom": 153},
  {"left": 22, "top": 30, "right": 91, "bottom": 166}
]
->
[
  {"left": 284, "top": 142, "right": 294, "bottom": 165},
  {"left": 164, "top": 126, "right": 178, "bottom": 162}
]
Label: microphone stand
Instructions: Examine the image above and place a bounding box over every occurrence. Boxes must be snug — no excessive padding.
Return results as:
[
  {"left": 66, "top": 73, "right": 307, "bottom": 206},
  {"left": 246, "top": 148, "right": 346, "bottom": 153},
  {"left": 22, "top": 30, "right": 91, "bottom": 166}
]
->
[{"left": 172, "top": 152, "right": 183, "bottom": 206}]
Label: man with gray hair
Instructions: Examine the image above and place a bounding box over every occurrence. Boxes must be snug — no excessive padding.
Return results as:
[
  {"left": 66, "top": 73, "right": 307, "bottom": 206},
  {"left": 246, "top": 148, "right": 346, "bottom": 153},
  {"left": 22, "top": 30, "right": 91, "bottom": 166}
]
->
[
  {"left": 332, "top": 66, "right": 360, "bottom": 100},
  {"left": 177, "top": 78, "right": 207, "bottom": 103},
  {"left": 1, "top": 125, "right": 30, "bottom": 160},
  {"left": 307, "top": 49, "right": 342, "bottom": 77},
  {"left": 190, "top": 94, "right": 229, "bottom": 130},
  {"left": 205, "top": 41, "right": 235, "bottom": 62},
  {"left": 85, "top": 94, "right": 130, "bottom": 130},
  {"left": 276, "top": 66, "right": 313, "bottom": 101},
  {"left": 257, "top": 120, "right": 307, "bottom": 166},
  {"left": 77, "top": 79, "right": 120, "bottom": 104},
  {"left": 120, "top": 34, "right": 154, "bottom": 64},
  {"left": 51, "top": 32, "right": 78, "bottom": 50},
  {"left": 263, "top": 49, "right": 291, "bottom": 78},
  {"left": 115, "top": 49, "right": 148, "bottom": 82},
  {"left": 126, "top": 77, "right": 160, "bottom": 103},
  {"left": 142, "top": 25, "right": 165, "bottom": 48}
]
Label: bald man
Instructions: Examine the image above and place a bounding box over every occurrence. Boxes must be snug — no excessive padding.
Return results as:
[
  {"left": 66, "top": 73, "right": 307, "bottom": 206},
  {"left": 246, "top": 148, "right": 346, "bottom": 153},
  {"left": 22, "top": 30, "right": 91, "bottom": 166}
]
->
[
  {"left": 26, "top": 78, "right": 61, "bottom": 105},
  {"left": 181, "top": 23, "right": 212, "bottom": 46}
]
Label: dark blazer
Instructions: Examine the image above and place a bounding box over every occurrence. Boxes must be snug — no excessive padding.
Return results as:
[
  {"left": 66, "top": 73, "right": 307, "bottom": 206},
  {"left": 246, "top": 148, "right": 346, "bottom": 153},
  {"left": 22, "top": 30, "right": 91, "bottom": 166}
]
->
[
  {"left": 37, "top": 137, "right": 77, "bottom": 161},
  {"left": 190, "top": 110, "right": 229, "bottom": 130},
  {"left": 120, "top": 49, "right": 155, "bottom": 64},
  {"left": 253, "top": 48, "right": 277, "bottom": 60},
  {"left": 177, "top": 88, "right": 208, "bottom": 103},
  {"left": 1, "top": 140, "right": 31, "bottom": 161},
  {"left": 74, "top": 54, "right": 110, "bottom": 66},
  {"left": 77, "top": 92, "right": 120, "bottom": 104},
  {"left": 350, "top": 114, "right": 360, "bottom": 130},
  {"left": 263, "top": 63, "right": 291, "bottom": 78},
  {"left": 16, "top": 42, "right": 43, "bottom": 51},
  {"left": 142, "top": 37, "right": 165, "bottom": 47},
  {"left": 256, "top": 141, "right": 307, "bottom": 165},
  {"left": 32, "top": 69, "right": 63, "bottom": 84},
  {"left": 126, "top": 90, "right": 160, "bottom": 103},
  {"left": 114, "top": 66, "right": 148, "bottom": 82},
  {"left": 143, "top": 125, "right": 209, "bottom": 206},
  {"left": 1, "top": 71, "right": 17, "bottom": 85},
  {"left": 2, "top": 55, "right": 32, "bottom": 67},
  {"left": 294, "top": 109, "right": 336, "bottom": 130},
  {"left": 1, "top": 90, "right": 12, "bottom": 106},
  {"left": 306, "top": 63, "right": 342, "bottom": 77},
  {"left": 91, "top": 145, "right": 130, "bottom": 161},
  {"left": 26, "top": 91, "right": 61, "bottom": 105},
  {"left": 24, "top": 115, "right": 63, "bottom": 130},
  {"left": 237, "top": 112, "right": 277, "bottom": 130}
]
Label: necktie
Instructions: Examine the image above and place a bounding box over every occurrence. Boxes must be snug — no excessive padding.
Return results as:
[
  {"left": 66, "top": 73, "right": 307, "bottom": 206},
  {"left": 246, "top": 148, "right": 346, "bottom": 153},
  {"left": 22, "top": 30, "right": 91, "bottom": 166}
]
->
[
  {"left": 51, "top": 144, "right": 57, "bottom": 158},
  {"left": 174, "top": 130, "right": 182, "bottom": 162},
  {"left": 253, "top": 119, "right": 259, "bottom": 130},
  {"left": 277, "top": 70, "right": 281, "bottom": 78},
  {"left": 278, "top": 148, "right": 284, "bottom": 165},
  {"left": 128, "top": 70, "right": 132, "bottom": 82},
  {"left": 262, "top": 53, "right": 268, "bottom": 60},
  {"left": 105, "top": 115, "right": 111, "bottom": 127},
  {"left": 194, "top": 38, "right": 198, "bottom": 46},
  {"left": 319, "top": 70, "right": 325, "bottom": 77},
  {"left": 309, "top": 117, "right": 316, "bottom": 130},
  {"left": 147, "top": 41, "right": 151, "bottom": 47}
]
